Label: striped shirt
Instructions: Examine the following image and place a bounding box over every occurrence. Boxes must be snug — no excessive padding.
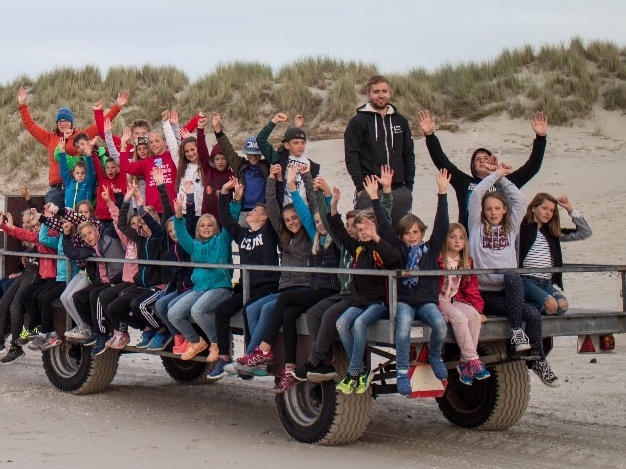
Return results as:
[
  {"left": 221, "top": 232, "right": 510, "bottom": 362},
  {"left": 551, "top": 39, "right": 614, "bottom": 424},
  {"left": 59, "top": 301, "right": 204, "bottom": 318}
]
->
[{"left": 523, "top": 231, "right": 552, "bottom": 280}]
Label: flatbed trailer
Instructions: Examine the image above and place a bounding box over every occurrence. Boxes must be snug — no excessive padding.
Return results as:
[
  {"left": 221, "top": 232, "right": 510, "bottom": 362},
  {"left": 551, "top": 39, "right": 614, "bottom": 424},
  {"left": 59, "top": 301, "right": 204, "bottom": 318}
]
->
[{"left": 2, "top": 250, "right": 624, "bottom": 445}]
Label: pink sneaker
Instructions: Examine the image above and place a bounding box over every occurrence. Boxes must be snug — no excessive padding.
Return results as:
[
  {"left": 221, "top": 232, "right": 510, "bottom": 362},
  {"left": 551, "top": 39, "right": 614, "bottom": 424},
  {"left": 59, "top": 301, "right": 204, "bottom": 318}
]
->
[
  {"left": 237, "top": 346, "right": 273, "bottom": 366},
  {"left": 273, "top": 368, "right": 297, "bottom": 394},
  {"left": 106, "top": 331, "right": 122, "bottom": 348},
  {"left": 109, "top": 332, "right": 131, "bottom": 350},
  {"left": 172, "top": 335, "right": 188, "bottom": 355}
]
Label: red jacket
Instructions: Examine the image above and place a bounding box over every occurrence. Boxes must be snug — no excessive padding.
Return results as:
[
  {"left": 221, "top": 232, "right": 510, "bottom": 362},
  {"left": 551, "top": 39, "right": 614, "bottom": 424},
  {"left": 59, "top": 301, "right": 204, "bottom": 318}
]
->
[
  {"left": 92, "top": 151, "right": 128, "bottom": 220},
  {"left": 197, "top": 128, "right": 233, "bottom": 226},
  {"left": 437, "top": 254, "right": 484, "bottom": 313},
  {"left": 2, "top": 224, "right": 57, "bottom": 280},
  {"left": 19, "top": 104, "right": 121, "bottom": 186},
  {"left": 119, "top": 151, "right": 177, "bottom": 213}
]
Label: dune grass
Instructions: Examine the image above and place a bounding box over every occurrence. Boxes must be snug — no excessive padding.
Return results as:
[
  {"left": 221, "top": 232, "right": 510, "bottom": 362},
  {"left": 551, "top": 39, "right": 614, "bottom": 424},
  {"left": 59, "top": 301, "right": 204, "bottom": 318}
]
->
[{"left": 3, "top": 38, "right": 626, "bottom": 180}]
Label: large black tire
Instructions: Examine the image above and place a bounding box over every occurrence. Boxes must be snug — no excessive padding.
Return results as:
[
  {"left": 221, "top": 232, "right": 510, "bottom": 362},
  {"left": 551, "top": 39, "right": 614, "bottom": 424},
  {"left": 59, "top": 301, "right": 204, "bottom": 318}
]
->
[
  {"left": 160, "top": 356, "right": 211, "bottom": 384},
  {"left": 275, "top": 344, "right": 372, "bottom": 445},
  {"left": 42, "top": 343, "right": 119, "bottom": 395},
  {"left": 436, "top": 341, "right": 530, "bottom": 430}
]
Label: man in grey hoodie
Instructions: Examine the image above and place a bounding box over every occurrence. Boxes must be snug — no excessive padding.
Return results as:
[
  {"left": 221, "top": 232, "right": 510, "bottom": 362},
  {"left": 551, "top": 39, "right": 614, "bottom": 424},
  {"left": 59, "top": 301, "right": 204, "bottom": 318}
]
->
[{"left": 344, "top": 75, "right": 415, "bottom": 229}]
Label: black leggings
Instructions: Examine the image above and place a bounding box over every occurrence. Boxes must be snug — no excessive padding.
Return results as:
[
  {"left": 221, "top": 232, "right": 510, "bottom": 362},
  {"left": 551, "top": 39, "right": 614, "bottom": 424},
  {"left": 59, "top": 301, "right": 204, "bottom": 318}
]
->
[
  {"left": 262, "top": 289, "right": 337, "bottom": 364},
  {"left": 38, "top": 281, "right": 67, "bottom": 334},
  {"left": 481, "top": 271, "right": 545, "bottom": 359},
  {"left": 305, "top": 295, "right": 352, "bottom": 366},
  {"left": 106, "top": 285, "right": 164, "bottom": 331},
  {"left": 74, "top": 283, "right": 112, "bottom": 329}
]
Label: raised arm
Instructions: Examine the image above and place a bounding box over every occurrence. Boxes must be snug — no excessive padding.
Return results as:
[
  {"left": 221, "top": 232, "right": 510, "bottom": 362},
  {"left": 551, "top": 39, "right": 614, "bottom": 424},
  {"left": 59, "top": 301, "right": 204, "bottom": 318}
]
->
[
  {"left": 212, "top": 112, "right": 243, "bottom": 173},
  {"left": 508, "top": 112, "right": 548, "bottom": 188},
  {"left": 257, "top": 113, "right": 287, "bottom": 164},
  {"left": 557, "top": 196, "right": 592, "bottom": 242},
  {"left": 162, "top": 111, "right": 180, "bottom": 158},
  {"left": 265, "top": 166, "right": 283, "bottom": 234},
  {"left": 287, "top": 167, "right": 316, "bottom": 240}
]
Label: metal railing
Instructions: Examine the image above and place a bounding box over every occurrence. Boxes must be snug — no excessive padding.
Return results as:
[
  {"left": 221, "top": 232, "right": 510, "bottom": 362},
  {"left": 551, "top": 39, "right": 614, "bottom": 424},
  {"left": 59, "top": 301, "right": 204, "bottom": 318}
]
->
[{"left": 2, "top": 249, "right": 625, "bottom": 343}]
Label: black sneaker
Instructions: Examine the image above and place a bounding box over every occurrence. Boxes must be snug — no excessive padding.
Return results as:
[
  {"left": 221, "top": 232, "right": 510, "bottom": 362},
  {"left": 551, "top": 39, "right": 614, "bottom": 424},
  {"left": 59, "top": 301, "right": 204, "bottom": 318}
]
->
[
  {"left": 1, "top": 346, "right": 25, "bottom": 364},
  {"left": 532, "top": 359, "right": 561, "bottom": 388},
  {"left": 307, "top": 364, "right": 339, "bottom": 383},
  {"left": 293, "top": 361, "right": 316, "bottom": 382}
]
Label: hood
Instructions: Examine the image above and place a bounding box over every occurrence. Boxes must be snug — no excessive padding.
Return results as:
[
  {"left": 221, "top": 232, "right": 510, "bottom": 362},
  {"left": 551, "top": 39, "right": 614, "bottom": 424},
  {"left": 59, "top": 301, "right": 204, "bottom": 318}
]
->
[{"left": 356, "top": 102, "right": 397, "bottom": 115}]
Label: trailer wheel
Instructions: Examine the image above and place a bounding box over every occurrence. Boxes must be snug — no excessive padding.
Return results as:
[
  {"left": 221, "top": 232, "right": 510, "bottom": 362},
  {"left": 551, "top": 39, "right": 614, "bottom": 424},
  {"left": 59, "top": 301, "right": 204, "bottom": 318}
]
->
[
  {"left": 275, "top": 344, "right": 372, "bottom": 445},
  {"left": 161, "top": 356, "right": 210, "bottom": 384},
  {"left": 42, "top": 343, "right": 119, "bottom": 395},
  {"left": 436, "top": 341, "right": 530, "bottom": 430}
]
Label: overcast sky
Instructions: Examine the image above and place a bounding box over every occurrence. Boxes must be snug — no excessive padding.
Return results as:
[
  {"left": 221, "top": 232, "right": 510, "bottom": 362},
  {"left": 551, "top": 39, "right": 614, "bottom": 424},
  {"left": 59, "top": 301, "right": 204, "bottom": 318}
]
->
[{"left": 2, "top": 0, "right": 625, "bottom": 85}]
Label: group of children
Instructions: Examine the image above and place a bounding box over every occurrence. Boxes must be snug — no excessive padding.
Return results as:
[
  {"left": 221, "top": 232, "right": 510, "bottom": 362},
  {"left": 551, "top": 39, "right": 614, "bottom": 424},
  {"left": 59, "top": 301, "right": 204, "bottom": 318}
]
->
[{"left": 1, "top": 87, "right": 592, "bottom": 398}]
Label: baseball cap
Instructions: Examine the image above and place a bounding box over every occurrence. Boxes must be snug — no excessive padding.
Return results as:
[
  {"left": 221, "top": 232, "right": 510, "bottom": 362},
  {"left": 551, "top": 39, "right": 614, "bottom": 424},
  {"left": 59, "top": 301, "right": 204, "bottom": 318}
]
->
[
  {"left": 282, "top": 127, "right": 307, "bottom": 143},
  {"left": 242, "top": 136, "right": 262, "bottom": 155}
]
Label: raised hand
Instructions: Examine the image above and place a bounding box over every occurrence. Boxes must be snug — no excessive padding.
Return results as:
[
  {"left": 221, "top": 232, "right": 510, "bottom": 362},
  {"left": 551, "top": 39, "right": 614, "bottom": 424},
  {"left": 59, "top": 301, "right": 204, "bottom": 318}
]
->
[
  {"left": 331, "top": 186, "right": 341, "bottom": 206},
  {"left": 62, "top": 221, "right": 73, "bottom": 236},
  {"left": 197, "top": 115, "right": 207, "bottom": 129},
  {"left": 271, "top": 112, "right": 288, "bottom": 124},
  {"left": 63, "top": 128, "right": 73, "bottom": 139},
  {"left": 211, "top": 112, "right": 222, "bottom": 132},
  {"left": 93, "top": 99, "right": 103, "bottom": 111},
  {"left": 5, "top": 212, "right": 14, "bottom": 230},
  {"left": 17, "top": 87, "right": 27, "bottom": 105},
  {"left": 104, "top": 117, "right": 112, "bottom": 133},
  {"left": 286, "top": 165, "right": 298, "bottom": 189},
  {"left": 358, "top": 218, "right": 380, "bottom": 242},
  {"left": 417, "top": 110, "right": 435, "bottom": 136},
  {"left": 269, "top": 163, "right": 282, "bottom": 180},
  {"left": 89, "top": 136, "right": 99, "bottom": 148},
  {"left": 169, "top": 110, "right": 179, "bottom": 126},
  {"left": 531, "top": 111, "right": 548, "bottom": 137},
  {"left": 180, "top": 128, "right": 192, "bottom": 140},
  {"left": 486, "top": 154, "right": 499, "bottom": 172},
  {"left": 57, "top": 137, "right": 66, "bottom": 152},
  {"left": 234, "top": 180, "right": 244, "bottom": 200},
  {"left": 47, "top": 203, "right": 59, "bottom": 215},
  {"left": 374, "top": 164, "right": 394, "bottom": 192},
  {"left": 174, "top": 193, "right": 185, "bottom": 217},
  {"left": 161, "top": 110, "right": 171, "bottom": 122},
  {"left": 363, "top": 175, "right": 379, "bottom": 200},
  {"left": 20, "top": 183, "right": 29, "bottom": 200},
  {"left": 116, "top": 90, "right": 130, "bottom": 108},
  {"left": 435, "top": 168, "right": 451, "bottom": 194},
  {"left": 151, "top": 166, "right": 164, "bottom": 185},
  {"left": 182, "top": 180, "right": 194, "bottom": 195},
  {"left": 120, "top": 127, "right": 131, "bottom": 145},
  {"left": 101, "top": 186, "right": 111, "bottom": 203},
  {"left": 124, "top": 183, "right": 137, "bottom": 202},
  {"left": 313, "top": 176, "right": 331, "bottom": 196},
  {"left": 495, "top": 162, "right": 513, "bottom": 178},
  {"left": 221, "top": 176, "right": 237, "bottom": 193},
  {"left": 294, "top": 114, "right": 304, "bottom": 128},
  {"left": 43, "top": 203, "right": 56, "bottom": 217},
  {"left": 557, "top": 196, "right": 574, "bottom": 214}
]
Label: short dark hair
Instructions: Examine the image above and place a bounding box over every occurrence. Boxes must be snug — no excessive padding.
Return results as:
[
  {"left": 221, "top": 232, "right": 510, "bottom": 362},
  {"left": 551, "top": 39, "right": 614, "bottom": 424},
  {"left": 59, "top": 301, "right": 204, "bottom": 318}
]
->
[
  {"left": 74, "top": 132, "right": 90, "bottom": 144},
  {"left": 105, "top": 158, "right": 118, "bottom": 165},
  {"left": 366, "top": 75, "right": 389, "bottom": 92},
  {"left": 73, "top": 160, "right": 87, "bottom": 171},
  {"left": 130, "top": 119, "right": 151, "bottom": 133}
]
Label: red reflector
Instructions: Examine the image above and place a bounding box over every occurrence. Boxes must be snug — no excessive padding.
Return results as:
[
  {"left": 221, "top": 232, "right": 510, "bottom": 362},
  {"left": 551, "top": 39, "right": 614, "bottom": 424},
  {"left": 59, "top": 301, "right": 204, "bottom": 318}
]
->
[
  {"left": 600, "top": 335, "right": 615, "bottom": 351},
  {"left": 579, "top": 335, "right": 596, "bottom": 353},
  {"left": 416, "top": 344, "right": 430, "bottom": 363}
]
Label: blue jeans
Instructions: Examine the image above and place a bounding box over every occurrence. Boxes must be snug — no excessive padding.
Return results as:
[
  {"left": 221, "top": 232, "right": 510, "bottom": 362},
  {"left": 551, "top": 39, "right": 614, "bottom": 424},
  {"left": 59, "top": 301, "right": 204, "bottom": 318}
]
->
[
  {"left": 523, "top": 276, "right": 568, "bottom": 315},
  {"left": 168, "top": 288, "right": 231, "bottom": 343},
  {"left": 336, "top": 303, "right": 388, "bottom": 373},
  {"left": 45, "top": 187, "right": 66, "bottom": 209},
  {"left": 245, "top": 293, "right": 279, "bottom": 355},
  {"left": 396, "top": 302, "right": 447, "bottom": 372},
  {"left": 153, "top": 291, "right": 184, "bottom": 335}
]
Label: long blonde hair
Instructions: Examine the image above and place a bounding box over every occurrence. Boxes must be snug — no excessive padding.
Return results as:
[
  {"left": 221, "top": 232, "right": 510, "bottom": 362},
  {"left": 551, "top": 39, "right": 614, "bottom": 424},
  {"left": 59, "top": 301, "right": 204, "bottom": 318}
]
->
[
  {"left": 442, "top": 223, "right": 471, "bottom": 281},
  {"left": 481, "top": 192, "right": 513, "bottom": 235}
]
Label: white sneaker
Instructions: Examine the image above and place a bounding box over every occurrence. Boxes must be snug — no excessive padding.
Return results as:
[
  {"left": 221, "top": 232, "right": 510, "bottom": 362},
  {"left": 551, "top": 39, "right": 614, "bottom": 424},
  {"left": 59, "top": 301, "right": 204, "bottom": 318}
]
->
[
  {"left": 511, "top": 328, "right": 531, "bottom": 352},
  {"left": 64, "top": 327, "right": 81, "bottom": 339},
  {"left": 74, "top": 326, "right": 93, "bottom": 341}
]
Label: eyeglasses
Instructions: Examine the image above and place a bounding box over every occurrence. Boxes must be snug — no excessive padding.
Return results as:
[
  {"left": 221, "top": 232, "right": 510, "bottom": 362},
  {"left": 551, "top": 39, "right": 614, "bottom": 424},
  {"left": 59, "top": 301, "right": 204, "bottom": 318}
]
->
[{"left": 57, "top": 119, "right": 71, "bottom": 124}]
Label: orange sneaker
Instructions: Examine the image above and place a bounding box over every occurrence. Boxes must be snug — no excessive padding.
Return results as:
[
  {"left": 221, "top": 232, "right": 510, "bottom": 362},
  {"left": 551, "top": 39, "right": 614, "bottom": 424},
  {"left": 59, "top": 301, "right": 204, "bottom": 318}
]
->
[
  {"left": 181, "top": 337, "right": 208, "bottom": 360},
  {"left": 207, "top": 343, "right": 219, "bottom": 363}
]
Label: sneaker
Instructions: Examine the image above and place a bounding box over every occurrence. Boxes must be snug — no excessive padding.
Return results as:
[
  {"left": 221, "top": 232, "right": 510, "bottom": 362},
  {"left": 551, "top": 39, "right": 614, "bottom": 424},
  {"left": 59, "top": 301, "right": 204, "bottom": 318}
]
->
[
  {"left": 109, "top": 331, "right": 131, "bottom": 350},
  {"left": 28, "top": 334, "right": 48, "bottom": 351},
  {"left": 428, "top": 355, "right": 449, "bottom": 380},
  {"left": 73, "top": 326, "right": 93, "bottom": 342},
  {"left": 26, "top": 327, "right": 39, "bottom": 341},
  {"left": 207, "top": 343, "right": 219, "bottom": 363},
  {"left": 224, "top": 361, "right": 240, "bottom": 376},
  {"left": 146, "top": 331, "right": 173, "bottom": 351},
  {"left": 172, "top": 335, "right": 188, "bottom": 354},
  {"left": 511, "top": 328, "right": 531, "bottom": 352},
  {"left": 396, "top": 371, "right": 412, "bottom": 395},
  {"left": 469, "top": 359, "right": 491, "bottom": 381},
  {"left": 307, "top": 363, "right": 339, "bottom": 383},
  {"left": 524, "top": 344, "right": 542, "bottom": 361},
  {"left": 207, "top": 357, "right": 232, "bottom": 382},
  {"left": 293, "top": 361, "right": 316, "bottom": 382},
  {"left": 237, "top": 364, "right": 269, "bottom": 376},
  {"left": 135, "top": 330, "right": 156, "bottom": 349},
  {"left": 106, "top": 331, "right": 122, "bottom": 348},
  {"left": 336, "top": 373, "right": 358, "bottom": 395},
  {"left": 91, "top": 333, "right": 110, "bottom": 357},
  {"left": 1, "top": 346, "right": 24, "bottom": 364},
  {"left": 180, "top": 337, "right": 208, "bottom": 360},
  {"left": 237, "top": 346, "right": 273, "bottom": 366},
  {"left": 40, "top": 333, "right": 62, "bottom": 351},
  {"left": 63, "top": 326, "right": 81, "bottom": 339},
  {"left": 273, "top": 369, "right": 297, "bottom": 394},
  {"left": 16, "top": 328, "right": 31, "bottom": 346},
  {"left": 355, "top": 370, "right": 373, "bottom": 394},
  {"left": 532, "top": 359, "right": 561, "bottom": 388},
  {"left": 83, "top": 331, "right": 99, "bottom": 347},
  {"left": 457, "top": 362, "right": 474, "bottom": 385}
]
